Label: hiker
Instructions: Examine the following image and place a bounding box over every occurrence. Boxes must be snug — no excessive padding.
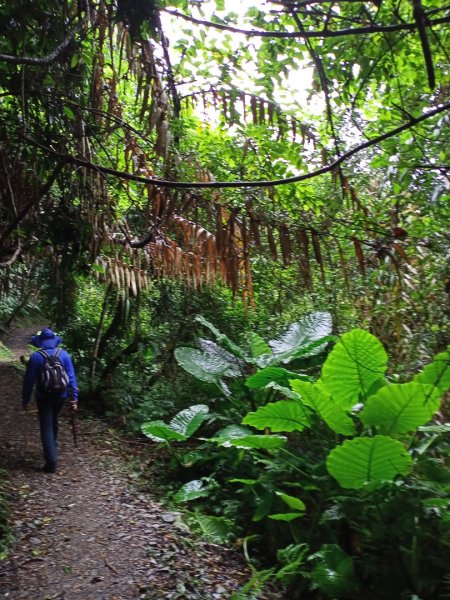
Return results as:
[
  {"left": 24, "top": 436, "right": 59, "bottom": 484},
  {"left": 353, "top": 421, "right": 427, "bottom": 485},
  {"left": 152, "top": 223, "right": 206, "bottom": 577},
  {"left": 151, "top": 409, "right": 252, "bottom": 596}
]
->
[{"left": 22, "top": 328, "right": 78, "bottom": 473}]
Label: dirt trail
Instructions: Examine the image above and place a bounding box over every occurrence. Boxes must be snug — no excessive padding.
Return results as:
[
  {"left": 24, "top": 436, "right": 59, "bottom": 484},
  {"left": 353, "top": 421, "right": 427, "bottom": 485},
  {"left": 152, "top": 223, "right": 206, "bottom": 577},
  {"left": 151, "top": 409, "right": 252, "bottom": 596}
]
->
[{"left": 0, "top": 327, "right": 259, "bottom": 600}]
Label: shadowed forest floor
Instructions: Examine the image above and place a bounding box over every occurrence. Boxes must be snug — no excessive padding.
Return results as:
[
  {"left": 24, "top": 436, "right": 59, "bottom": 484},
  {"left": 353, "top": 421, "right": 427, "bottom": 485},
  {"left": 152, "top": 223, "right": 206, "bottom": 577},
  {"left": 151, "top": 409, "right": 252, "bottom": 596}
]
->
[{"left": 0, "top": 327, "right": 273, "bottom": 600}]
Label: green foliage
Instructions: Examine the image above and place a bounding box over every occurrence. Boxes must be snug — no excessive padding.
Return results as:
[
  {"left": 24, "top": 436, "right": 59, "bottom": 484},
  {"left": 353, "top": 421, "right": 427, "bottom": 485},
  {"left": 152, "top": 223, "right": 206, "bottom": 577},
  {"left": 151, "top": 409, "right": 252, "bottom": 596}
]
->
[
  {"left": 414, "top": 347, "right": 450, "bottom": 394},
  {"left": 309, "top": 544, "right": 357, "bottom": 598},
  {"left": 0, "top": 342, "right": 13, "bottom": 361},
  {"left": 290, "top": 380, "right": 356, "bottom": 435},
  {"left": 360, "top": 383, "right": 441, "bottom": 434},
  {"left": 188, "top": 513, "right": 234, "bottom": 544},
  {"left": 227, "top": 435, "right": 287, "bottom": 450},
  {"left": 321, "top": 328, "right": 388, "bottom": 408},
  {"left": 242, "top": 401, "right": 311, "bottom": 433},
  {"left": 263, "top": 312, "right": 333, "bottom": 364},
  {"left": 158, "top": 320, "right": 450, "bottom": 599},
  {"left": 326, "top": 436, "right": 413, "bottom": 490},
  {"left": 173, "top": 346, "right": 238, "bottom": 392},
  {"left": 245, "top": 367, "right": 307, "bottom": 390},
  {"left": 174, "top": 479, "right": 213, "bottom": 503},
  {"left": 174, "top": 312, "right": 332, "bottom": 413},
  {"left": 141, "top": 404, "right": 209, "bottom": 443}
]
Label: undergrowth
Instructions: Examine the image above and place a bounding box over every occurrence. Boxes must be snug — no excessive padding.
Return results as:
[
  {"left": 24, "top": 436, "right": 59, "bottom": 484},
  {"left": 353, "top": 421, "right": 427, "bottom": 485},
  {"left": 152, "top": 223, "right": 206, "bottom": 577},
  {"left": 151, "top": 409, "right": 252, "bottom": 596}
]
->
[{"left": 0, "top": 471, "right": 12, "bottom": 560}]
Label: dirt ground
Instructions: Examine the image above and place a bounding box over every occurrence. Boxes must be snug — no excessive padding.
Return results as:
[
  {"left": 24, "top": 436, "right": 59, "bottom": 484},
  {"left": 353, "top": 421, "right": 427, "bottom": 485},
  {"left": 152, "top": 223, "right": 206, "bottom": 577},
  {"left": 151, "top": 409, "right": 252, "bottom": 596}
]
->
[{"left": 0, "top": 327, "right": 274, "bottom": 600}]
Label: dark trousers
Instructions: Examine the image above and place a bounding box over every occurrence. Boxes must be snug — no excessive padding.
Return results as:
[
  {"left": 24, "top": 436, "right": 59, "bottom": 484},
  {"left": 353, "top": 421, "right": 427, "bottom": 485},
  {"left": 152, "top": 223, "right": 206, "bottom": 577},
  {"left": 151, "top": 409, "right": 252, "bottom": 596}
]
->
[{"left": 36, "top": 396, "right": 65, "bottom": 467}]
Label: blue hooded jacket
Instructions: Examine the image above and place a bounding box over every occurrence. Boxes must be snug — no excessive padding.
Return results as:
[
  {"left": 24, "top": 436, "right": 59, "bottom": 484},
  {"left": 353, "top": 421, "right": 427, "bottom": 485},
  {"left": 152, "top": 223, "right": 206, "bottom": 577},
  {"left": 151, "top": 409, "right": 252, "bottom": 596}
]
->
[{"left": 22, "top": 328, "right": 79, "bottom": 407}]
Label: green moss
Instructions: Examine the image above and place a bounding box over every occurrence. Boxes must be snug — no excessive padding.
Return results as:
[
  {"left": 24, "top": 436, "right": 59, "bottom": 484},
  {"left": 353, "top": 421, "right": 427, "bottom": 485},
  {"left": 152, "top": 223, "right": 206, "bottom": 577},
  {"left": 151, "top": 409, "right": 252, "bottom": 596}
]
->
[{"left": 0, "top": 342, "right": 13, "bottom": 361}]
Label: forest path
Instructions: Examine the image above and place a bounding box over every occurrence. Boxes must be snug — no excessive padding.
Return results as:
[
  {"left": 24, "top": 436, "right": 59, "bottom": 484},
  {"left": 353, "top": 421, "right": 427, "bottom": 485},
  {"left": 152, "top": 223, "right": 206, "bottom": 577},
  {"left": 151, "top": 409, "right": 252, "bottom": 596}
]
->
[{"left": 0, "top": 327, "right": 253, "bottom": 600}]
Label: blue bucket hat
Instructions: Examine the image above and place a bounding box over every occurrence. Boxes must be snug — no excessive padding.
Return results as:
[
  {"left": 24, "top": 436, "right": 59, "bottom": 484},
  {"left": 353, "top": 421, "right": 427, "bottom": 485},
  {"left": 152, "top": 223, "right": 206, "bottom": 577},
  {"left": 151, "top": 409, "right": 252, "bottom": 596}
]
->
[{"left": 31, "top": 328, "right": 62, "bottom": 349}]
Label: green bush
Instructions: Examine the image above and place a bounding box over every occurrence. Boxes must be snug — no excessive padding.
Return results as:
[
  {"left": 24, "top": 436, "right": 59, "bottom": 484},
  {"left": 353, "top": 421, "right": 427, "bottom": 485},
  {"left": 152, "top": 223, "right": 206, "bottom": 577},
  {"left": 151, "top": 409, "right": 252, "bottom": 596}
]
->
[{"left": 142, "top": 316, "right": 450, "bottom": 599}]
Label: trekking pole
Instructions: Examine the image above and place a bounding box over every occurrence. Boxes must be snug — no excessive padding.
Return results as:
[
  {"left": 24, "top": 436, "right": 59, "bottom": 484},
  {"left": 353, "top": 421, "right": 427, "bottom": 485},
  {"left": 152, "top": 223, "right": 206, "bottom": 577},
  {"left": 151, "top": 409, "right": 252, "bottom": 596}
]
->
[{"left": 70, "top": 393, "right": 78, "bottom": 448}]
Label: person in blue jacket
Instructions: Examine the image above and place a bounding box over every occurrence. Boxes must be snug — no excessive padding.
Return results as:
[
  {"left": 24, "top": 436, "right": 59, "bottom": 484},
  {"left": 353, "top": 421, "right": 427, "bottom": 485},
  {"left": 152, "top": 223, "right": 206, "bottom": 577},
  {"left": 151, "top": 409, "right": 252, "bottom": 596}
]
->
[{"left": 22, "top": 328, "right": 78, "bottom": 473}]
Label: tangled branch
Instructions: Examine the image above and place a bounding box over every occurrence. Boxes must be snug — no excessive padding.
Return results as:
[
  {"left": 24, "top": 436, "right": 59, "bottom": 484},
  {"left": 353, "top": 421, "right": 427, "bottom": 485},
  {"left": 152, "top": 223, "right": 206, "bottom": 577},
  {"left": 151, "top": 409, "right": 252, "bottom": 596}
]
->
[
  {"left": 0, "top": 24, "right": 82, "bottom": 66},
  {"left": 20, "top": 101, "right": 450, "bottom": 189},
  {"left": 163, "top": 9, "right": 450, "bottom": 40}
]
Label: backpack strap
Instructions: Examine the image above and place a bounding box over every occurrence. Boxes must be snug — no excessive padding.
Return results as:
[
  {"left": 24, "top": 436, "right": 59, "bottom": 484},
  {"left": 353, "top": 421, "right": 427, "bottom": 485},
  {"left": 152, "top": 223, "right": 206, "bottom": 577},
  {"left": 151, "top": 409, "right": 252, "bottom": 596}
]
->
[{"left": 38, "top": 349, "right": 61, "bottom": 359}]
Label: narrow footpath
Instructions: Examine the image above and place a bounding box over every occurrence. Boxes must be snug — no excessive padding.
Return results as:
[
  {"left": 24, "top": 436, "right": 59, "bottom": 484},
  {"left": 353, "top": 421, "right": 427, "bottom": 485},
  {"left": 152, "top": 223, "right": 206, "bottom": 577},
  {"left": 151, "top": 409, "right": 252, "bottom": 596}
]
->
[{"left": 0, "top": 327, "right": 263, "bottom": 600}]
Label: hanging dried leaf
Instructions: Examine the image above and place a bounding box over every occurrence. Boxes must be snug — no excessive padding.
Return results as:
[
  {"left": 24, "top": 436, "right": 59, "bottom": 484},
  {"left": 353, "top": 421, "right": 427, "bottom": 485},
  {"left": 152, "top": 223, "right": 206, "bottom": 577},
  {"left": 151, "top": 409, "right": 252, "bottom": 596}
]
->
[
  {"left": 250, "top": 95, "right": 257, "bottom": 124},
  {"left": 311, "top": 229, "right": 325, "bottom": 281},
  {"left": 267, "top": 226, "right": 278, "bottom": 260},
  {"left": 244, "top": 255, "right": 254, "bottom": 308},
  {"left": 130, "top": 268, "right": 138, "bottom": 296},
  {"left": 392, "top": 242, "right": 411, "bottom": 264},
  {"left": 249, "top": 216, "right": 262, "bottom": 252},
  {"left": 353, "top": 237, "right": 366, "bottom": 277},
  {"left": 336, "top": 239, "right": 350, "bottom": 293},
  {"left": 296, "top": 229, "right": 311, "bottom": 289},
  {"left": 279, "top": 224, "right": 292, "bottom": 266},
  {"left": 259, "top": 99, "right": 265, "bottom": 124}
]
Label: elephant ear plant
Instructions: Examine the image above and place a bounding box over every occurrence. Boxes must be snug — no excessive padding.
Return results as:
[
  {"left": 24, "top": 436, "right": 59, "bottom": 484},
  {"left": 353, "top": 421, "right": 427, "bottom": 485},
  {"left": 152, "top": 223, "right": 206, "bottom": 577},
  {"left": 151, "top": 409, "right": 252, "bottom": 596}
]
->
[
  {"left": 172, "top": 311, "right": 333, "bottom": 405},
  {"left": 233, "top": 333, "right": 450, "bottom": 598},
  {"left": 141, "top": 321, "right": 450, "bottom": 599}
]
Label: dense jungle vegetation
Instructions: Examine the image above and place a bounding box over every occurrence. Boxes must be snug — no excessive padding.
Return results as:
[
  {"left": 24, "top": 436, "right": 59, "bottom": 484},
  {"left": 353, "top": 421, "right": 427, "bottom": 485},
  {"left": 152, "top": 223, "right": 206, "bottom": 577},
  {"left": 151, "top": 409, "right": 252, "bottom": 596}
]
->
[{"left": 1, "top": 0, "right": 450, "bottom": 597}]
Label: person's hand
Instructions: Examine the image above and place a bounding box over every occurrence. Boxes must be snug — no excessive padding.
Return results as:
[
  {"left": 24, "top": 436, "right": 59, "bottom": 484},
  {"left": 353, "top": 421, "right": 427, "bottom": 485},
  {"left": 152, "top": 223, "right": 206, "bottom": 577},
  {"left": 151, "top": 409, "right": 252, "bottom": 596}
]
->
[{"left": 70, "top": 399, "right": 78, "bottom": 411}]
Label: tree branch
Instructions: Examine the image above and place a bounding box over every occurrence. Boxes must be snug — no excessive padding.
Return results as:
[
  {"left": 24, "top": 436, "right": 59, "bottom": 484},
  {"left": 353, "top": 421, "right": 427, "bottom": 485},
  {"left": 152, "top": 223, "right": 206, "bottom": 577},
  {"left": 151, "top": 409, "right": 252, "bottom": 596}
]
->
[
  {"left": 0, "top": 244, "right": 21, "bottom": 267},
  {"left": 0, "top": 24, "right": 81, "bottom": 66},
  {"left": 0, "top": 164, "right": 64, "bottom": 245},
  {"left": 413, "top": 0, "right": 436, "bottom": 90},
  {"left": 162, "top": 9, "right": 450, "bottom": 40},
  {"left": 20, "top": 101, "right": 450, "bottom": 189}
]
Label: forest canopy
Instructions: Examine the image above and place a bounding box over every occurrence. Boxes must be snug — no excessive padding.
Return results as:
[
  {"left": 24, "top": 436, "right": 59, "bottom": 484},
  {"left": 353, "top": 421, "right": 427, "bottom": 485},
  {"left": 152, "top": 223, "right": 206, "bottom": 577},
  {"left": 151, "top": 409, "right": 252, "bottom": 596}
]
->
[
  {"left": 0, "top": 0, "right": 449, "bottom": 353},
  {"left": 1, "top": 3, "right": 450, "bottom": 598}
]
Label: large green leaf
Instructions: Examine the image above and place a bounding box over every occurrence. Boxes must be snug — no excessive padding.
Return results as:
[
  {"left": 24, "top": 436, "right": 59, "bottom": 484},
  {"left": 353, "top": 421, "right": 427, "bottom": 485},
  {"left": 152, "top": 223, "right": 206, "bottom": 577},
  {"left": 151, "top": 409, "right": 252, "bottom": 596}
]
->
[
  {"left": 310, "top": 544, "right": 357, "bottom": 598},
  {"left": 174, "top": 479, "right": 211, "bottom": 502},
  {"left": 209, "top": 424, "right": 253, "bottom": 443},
  {"left": 253, "top": 486, "right": 275, "bottom": 521},
  {"left": 257, "top": 311, "right": 333, "bottom": 366},
  {"left": 321, "top": 329, "right": 388, "bottom": 408},
  {"left": 141, "top": 404, "right": 209, "bottom": 442},
  {"left": 248, "top": 332, "right": 271, "bottom": 358},
  {"left": 170, "top": 404, "right": 209, "bottom": 437},
  {"left": 242, "top": 400, "right": 311, "bottom": 432},
  {"left": 228, "top": 435, "right": 287, "bottom": 449},
  {"left": 266, "top": 382, "right": 303, "bottom": 400},
  {"left": 245, "top": 366, "right": 308, "bottom": 390},
  {"left": 197, "top": 338, "right": 243, "bottom": 377},
  {"left": 275, "top": 491, "right": 306, "bottom": 512},
  {"left": 290, "top": 380, "right": 356, "bottom": 435},
  {"left": 269, "top": 311, "right": 332, "bottom": 355},
  {"left": 326, "top": 435, "right": 413, "bottom": 489},
  {"left": 195, "top": 315, "right": 247, "bottom": 359},
  {"left": 175, "top": 347, "right": 230, "bottom": 383},
  {"left": 414, "top": 348, "right": 450, "bottom": 395},
  {"left": 191, "top": 514, "right": 233, "bottom": 543},
  {"left": 360, "top": 383, "right": 441, "bottom": 434},
  {"left": 141, "top": 421, "right": 187, "bottom": 442},
  {"left": 269, "top": 513, "right": 304, "bottom": 521}
]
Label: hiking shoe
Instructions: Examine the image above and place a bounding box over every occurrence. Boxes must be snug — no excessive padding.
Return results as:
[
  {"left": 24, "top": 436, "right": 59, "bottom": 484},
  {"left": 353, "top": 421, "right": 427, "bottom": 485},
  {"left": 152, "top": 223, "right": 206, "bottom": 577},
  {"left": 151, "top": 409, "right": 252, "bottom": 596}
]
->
[{"left": 42, "top": 463, "right": 57, "bottom": 473}]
